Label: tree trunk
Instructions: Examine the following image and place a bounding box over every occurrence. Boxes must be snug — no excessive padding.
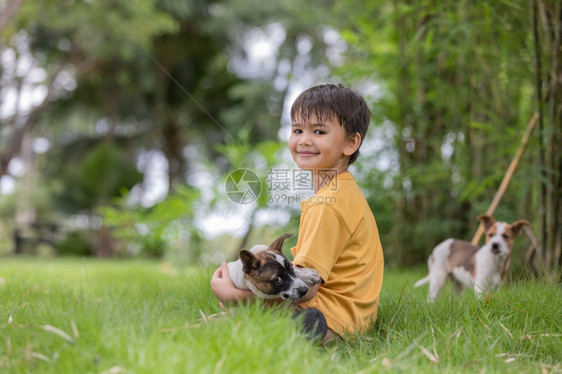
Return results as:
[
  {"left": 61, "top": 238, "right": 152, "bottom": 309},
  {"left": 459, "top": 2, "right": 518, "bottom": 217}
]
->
[
  {"left": 96, "top": 224, "right": 114, "bottom": 258},
  {"left": 536, "top": 0, "right": 562, "bottom": 274},
  {"left": 391, "top": 0, "right": 414, "bottom": 264},
  {"left": 0, "top": 61, "right": 65, "bottom": 178},
  {"left": 0, "top": 0, "right": 24, "bottom": 32}
]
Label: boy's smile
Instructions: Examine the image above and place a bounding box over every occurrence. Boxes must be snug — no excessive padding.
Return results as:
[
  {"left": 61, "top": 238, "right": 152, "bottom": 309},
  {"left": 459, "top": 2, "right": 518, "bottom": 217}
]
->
[{"left": 289, "top": 114, "right": 361, "bottom": 190}]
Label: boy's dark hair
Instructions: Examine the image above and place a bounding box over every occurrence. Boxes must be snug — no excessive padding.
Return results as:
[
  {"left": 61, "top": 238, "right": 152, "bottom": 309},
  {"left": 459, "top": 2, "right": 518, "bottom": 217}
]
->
[{"left": 290, "top": 83, "right": 371, "bottom": 164}]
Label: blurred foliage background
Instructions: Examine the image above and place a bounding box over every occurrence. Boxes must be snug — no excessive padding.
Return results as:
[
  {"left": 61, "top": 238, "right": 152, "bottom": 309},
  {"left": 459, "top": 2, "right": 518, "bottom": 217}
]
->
[{"left": 0, "top": 0, "right": 560, "bottom": 275}]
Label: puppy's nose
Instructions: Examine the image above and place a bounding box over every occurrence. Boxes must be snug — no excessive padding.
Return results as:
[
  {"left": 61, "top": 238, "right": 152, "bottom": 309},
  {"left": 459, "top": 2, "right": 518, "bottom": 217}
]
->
[
  {"left": 491, "top": 242, "right": 500, "bottom": 254},
  {"left": 298, "top": 286, "right": 308, "bottom": 298}
]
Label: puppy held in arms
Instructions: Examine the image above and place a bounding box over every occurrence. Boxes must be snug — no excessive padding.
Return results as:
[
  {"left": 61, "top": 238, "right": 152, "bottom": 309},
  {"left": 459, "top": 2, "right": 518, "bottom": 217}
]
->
[
  {"left": 414, "top": 214, "right": 530, "bottom": 301},
  {"left": 228, "top": 233, "right": 323, "bottom": 301}
]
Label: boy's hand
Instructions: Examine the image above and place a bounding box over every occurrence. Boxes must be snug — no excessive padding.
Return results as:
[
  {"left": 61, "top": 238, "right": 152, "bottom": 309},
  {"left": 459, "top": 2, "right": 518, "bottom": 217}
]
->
[{"left": 210, "top": 262, "right": 253, "bottom": 309}]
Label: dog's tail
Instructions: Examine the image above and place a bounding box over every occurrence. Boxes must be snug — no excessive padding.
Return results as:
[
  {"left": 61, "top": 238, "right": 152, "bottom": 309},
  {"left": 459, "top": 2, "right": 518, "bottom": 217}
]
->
[{"left": 414, "top": 276, "right": 429, "bottom": 288}]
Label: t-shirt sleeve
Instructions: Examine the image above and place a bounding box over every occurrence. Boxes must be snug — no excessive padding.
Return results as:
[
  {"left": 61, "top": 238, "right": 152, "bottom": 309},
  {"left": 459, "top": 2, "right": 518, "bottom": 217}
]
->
[{"left": 292, "top": 203, "right": 351, "bottom": 281}]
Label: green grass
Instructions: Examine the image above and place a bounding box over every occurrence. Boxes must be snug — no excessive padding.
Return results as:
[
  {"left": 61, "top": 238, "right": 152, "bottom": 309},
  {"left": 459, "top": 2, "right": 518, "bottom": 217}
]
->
[{"left": 0, "top": 258, "right": 560, "bottom": 373}]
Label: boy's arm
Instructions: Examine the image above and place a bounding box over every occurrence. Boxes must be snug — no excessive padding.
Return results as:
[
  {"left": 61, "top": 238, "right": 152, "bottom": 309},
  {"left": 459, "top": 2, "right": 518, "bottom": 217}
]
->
[
  {"left": 210, "top": 262, "right": 254, "bottom": 309},
  {"left": 297, "top": 283, "right": 320, "bottom": 303}
]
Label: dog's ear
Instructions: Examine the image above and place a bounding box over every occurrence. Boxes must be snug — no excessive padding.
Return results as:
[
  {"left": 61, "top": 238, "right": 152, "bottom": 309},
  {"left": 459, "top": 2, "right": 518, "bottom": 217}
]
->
[
  {"left": 477, "top": 214, "right": 495, "bottom": 231},
  {"left": 268, "top": 233, "right": 293, "bottom": 253},
  {"left": 239, "top": 250, "right": 259, "bottom": 275},
  {"left": 510, "top": 220, "right": 531, "bottom": 237}
]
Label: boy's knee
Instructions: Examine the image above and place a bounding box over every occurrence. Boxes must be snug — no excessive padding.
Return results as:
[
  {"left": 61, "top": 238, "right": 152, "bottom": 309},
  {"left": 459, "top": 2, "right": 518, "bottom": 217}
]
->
[{"left": 292, "top": 307, "right": 327, "bottom": 341}]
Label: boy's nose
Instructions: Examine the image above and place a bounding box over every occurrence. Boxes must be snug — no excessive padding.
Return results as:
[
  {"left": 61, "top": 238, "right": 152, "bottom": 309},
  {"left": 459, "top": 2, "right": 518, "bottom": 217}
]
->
[{"left": 299, "top": 132, "right": 312, "bottom": 145}]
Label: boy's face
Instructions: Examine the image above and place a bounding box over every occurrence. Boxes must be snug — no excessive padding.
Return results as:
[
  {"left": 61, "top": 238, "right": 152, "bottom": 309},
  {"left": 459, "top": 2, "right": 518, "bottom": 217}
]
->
[{"left": 289, "top": 113, "right": 360, "bottom": 173}]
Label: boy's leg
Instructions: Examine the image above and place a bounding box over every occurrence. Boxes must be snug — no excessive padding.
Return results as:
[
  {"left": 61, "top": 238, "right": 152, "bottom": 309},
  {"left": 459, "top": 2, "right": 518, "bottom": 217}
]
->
[
  {"left": 292, "top": 307, "right": 328, "bottom": 342},
  {"left": 320, "top": 328, "right": 342, "bottom": 346}
]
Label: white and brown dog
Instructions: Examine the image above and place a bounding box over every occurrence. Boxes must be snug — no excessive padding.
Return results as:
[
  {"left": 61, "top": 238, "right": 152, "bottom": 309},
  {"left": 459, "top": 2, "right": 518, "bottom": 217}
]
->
[
  {"left": 414, "top": 214, "right": 530, "bottom": 301},
  {"left": 228, "top": 233, "right": 323, "bottom": 301}
]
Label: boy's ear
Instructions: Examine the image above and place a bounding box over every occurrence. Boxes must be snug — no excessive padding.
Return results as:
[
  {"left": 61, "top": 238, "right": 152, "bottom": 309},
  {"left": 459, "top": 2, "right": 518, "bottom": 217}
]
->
[{"left": 343, "top": 132, "right": 362, "bottom": 157}]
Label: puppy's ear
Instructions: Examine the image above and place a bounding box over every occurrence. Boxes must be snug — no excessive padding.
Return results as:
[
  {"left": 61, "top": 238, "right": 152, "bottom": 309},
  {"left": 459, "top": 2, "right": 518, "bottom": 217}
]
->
[
  {"left": 510, "top": 220, "right": 531, "bottom": 237},
  {"left": 477, "top": 214, "right": 495, "bottom": 231},
  {"left": 239, "top": 250, "right": 259, "bottom": 275},
  {"left": 268, "top": 233, "right": 293, "bottom": 253}
]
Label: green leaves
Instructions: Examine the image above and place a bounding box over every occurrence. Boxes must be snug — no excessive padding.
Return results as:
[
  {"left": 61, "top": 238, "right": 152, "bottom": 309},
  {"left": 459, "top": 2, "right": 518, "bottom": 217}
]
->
[
  {"left": 55, "top": 142, "right": 142, "bottom": 212},
  {"left": 99, "top": 185, "right": 202, "bottom": 258},
  {"left": 14, "top": 0, "right": 178, "bottom": 61}
]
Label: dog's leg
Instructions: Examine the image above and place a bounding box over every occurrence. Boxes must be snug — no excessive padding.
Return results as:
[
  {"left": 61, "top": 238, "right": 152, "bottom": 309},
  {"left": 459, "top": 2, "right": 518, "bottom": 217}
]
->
[
  {"left": 427, "top": 271, "right": 447, "bottom": 302},
  {"left": 473, "top": 283, "right": 485, "bottom": 298},
  {"left": 294, "top": 266, "right": 323, "bottom": 286},
  {"left": 473, "top": 271, "right": 490, "bottom": 298},
  {"left": 450, "top": 277, "right": 465, "bottom": 294}
]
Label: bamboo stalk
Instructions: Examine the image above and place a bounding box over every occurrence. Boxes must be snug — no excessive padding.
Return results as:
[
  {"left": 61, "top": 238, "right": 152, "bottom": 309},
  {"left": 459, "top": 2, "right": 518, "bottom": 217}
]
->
[
  {"left": 471, "top": 112, "right": 539, "bottom": 245},
  {"left": 532, "top": 0, "right": 548, "bottom": 266}
]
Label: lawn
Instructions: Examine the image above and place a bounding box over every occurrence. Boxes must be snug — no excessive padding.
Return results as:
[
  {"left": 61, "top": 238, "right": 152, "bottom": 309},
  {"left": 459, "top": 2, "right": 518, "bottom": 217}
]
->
[{"left": 0, "top": 258, "right": 560, "bottom": 373}]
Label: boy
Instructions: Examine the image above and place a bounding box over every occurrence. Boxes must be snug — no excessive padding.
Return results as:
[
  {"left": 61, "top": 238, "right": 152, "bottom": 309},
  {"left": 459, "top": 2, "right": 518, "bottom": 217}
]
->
[{"left": 211, "top": 84, "right": 384, "bottom": 344}]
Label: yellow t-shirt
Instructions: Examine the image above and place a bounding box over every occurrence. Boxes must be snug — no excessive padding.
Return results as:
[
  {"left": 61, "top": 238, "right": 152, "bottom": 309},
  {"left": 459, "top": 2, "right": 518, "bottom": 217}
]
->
[{"left": 290, "top": 172, "right": 384, "bottom": 336}]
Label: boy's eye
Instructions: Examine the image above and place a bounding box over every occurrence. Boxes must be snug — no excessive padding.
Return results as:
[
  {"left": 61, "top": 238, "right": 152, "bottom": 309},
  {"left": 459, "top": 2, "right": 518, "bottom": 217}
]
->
[
  {"left": 314, "top": 130, "right": 326, "bottom": 135},
  {"left": 293, "top": 129, "right": 303, "bottom": 134}
]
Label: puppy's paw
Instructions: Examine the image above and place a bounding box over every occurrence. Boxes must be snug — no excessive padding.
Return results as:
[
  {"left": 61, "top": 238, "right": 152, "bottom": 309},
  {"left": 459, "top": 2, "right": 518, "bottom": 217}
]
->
[{"left": 295, "top": 267, "right": 324, "bottom": 286}]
